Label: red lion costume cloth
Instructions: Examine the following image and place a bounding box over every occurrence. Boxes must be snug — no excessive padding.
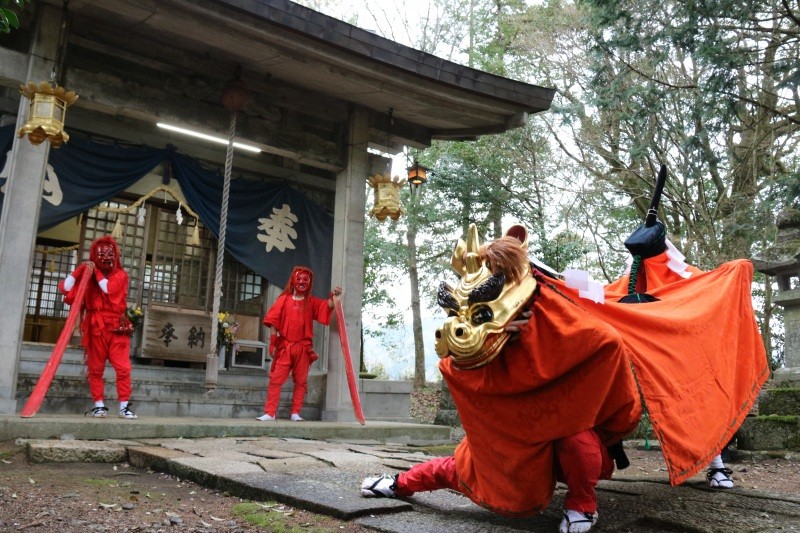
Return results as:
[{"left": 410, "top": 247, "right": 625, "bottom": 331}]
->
[
  {"left": 434, "top": 224, "right": 641, "bottom": 517},
  {"left": 59, "top": 236, "right": 134, "bottom": 415},
  {"left": 362, "top": 222, "right": 767, "bottom": 532},
  {"left": 554, "top": 248, "right": 768, "bottom": 485}
]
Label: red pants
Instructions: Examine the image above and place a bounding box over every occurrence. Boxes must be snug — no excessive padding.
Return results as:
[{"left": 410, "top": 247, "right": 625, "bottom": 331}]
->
[
  {"left": 85, "top": 329, "right": 132, "bottom": 402},
  {"left": 554, "top": 429, "right": 614, "bottom": 512},
  {"left": 396, "top": 429, "right": 613, "bottom": 513},
  {"left": 264, "top": 341, "right": 312, "bottom": 416}
]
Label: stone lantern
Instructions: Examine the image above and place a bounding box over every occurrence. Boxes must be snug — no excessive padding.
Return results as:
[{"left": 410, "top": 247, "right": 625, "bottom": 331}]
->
[{"left": 752, "top": 207, "right": 800, "bottom": 384}]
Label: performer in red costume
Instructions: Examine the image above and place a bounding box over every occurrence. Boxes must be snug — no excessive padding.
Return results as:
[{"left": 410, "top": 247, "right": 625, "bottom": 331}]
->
[
  {"left": 362, "top": 221, "right": 767, "bottom": 533},
  {"left": 59, "top": 236, "right": 137, "bottom": 419},
  {"left": 256, "top": 266, "right": 342, "bottom": 422},
  {"left": 362, "top": 225, "right": 642, "bottom": 533}
]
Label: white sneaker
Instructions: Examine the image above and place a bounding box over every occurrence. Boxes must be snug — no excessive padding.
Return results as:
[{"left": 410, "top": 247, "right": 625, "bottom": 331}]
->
[
  {"left": 707, "top": 468, "right": 734, "bottom": 488},
  {"left": 256, "top": 413, "right": 275, "bottom": 421},
  {"left": 559, "top": 509, "right": 598, "bottom": 533},
  {"left": 360, "top": 474, "right": 396, "bottom": 498},
  {"left": 119, "top": 405, "right": 137, "bottom": 419},
  {"left": 290, "top": 413, "right": 304, "bottom": 421}
]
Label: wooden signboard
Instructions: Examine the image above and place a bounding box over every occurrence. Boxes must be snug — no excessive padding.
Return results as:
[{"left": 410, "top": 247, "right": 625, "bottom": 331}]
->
[{"left": 142, "top": 305, "right": 215, "bottom": 363}]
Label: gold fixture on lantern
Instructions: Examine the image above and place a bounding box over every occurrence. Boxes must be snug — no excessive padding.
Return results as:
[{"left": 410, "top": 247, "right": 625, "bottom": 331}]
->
[
  {"left": 368, "top": 173, "right": 407, "bottom": 221},
  {"left": 18, "top": 81, "right": 78, "bottom": 148},
  {"left": 406, "top": 160, "right": 429, "bottom": 193}
]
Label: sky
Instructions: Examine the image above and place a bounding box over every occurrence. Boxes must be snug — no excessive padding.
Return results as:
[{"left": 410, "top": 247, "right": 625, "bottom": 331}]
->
[
  {"left": 298, "top": 0, "right": 441, "bottom": 51},
  {"left": 297, "top": 1, "right": 458, "bottom": 380}
]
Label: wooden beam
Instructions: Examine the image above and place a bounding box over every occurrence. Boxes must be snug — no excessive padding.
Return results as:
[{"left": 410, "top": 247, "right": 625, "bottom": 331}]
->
[
  {"left": 0, "top": 48, "right": 29, "bottom": 86},
  {"left": 367, "top": 110, "right": 432, "bottom": 153},
  {"left": 61, "top": 67, "right": 346, "bottom": 171},
  {"left": 65, "top": 107, "right": 337, "bottom": 193},
  {"left": 66, "top": 34, "right": 351, "bottom": 125}
]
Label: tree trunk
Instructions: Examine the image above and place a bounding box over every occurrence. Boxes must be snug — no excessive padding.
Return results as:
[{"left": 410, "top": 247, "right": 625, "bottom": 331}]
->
[{"left": 406, "top": 211, "right": 426, "bottom": 390}]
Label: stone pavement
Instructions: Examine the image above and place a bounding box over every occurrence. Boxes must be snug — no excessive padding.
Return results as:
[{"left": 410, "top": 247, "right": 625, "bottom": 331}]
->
[{"left": 8, "top": 425, "right": 799, "bottom": 532}]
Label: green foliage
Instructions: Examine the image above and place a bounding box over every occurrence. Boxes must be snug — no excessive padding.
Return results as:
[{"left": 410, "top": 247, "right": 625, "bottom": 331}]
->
[
  {"left": 362, "top": 209, "right": 406, "bottom": 327},
  {"left": 0, "top": 0, "right": 30, "bottom": 33},
  {"left": 573, "top": 0, "right": 800, "bottom": 262},
  {"left": 365, "top": 361, "right": 390, "bottom": 380},
  {"left": 772, "top": 388, "right": 800, "bottom": 396},
  {"left": 358, "top": 0, "right": 792, "bottom": 375},
  {"left": 540, "top": 230, "right": 589, "bottom": 273},
  {"left": 757, "top": 414, "right": 799, "bottom": 424}
]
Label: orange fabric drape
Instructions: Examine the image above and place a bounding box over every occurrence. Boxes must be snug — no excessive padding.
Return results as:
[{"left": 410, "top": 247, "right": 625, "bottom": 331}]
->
[{"left": 553, "top": 254, "right": 769, "bottom": 485}]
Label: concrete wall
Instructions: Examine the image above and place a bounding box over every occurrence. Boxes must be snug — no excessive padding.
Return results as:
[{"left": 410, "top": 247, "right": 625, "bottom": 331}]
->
[{"left": 361, "top": 378, "right": 414, "bottom": 423}]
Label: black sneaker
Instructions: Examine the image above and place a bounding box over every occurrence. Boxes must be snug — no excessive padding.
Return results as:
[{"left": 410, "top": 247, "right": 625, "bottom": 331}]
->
[
  {"left": 85, "top": 406, "right": 109, "bottom": 418},
  {"left": 119, "top": 405, "right": 138, "bottom": 419}
]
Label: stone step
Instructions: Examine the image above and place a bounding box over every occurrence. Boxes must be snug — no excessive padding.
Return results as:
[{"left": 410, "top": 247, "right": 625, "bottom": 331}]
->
[
  {"left": 736, "top": 415, "right": 800, "bottom": 451},
  {"left": 2, "top": 415, "right": 452, "bottom": 442},
  {"left": 16, "top": 373, "right": 274, "bottom": 418},
  {"left": 17, "top": 345, "right": 414, "bottom": 422},
  {"left": 17, "top": 343, "right": 316, "bottom": 418},
  {"left": 758, "top": 387, "right": 800, "bottom": 416}
]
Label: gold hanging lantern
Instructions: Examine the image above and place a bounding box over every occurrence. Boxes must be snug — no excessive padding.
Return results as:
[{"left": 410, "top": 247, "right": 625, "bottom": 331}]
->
[
  {"left": 368, "top": 173, "right": 406, "bottom": 221},
  {"left": 18, "top": 81, "right": 79, "bottom": 148}
]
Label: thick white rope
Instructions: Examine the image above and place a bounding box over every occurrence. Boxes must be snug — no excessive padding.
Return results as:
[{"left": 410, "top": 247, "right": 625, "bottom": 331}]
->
[{"left": 205, "top": 111, "right": 237, "bottom": 388}]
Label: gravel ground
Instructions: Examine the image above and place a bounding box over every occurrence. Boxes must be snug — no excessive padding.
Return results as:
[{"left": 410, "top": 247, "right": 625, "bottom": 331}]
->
[
  {"left": 0, "top": 440, "right": 369, "bottom": 532},
  {"left": 1, "top": 386, "right": 796, "bottom": 532}
]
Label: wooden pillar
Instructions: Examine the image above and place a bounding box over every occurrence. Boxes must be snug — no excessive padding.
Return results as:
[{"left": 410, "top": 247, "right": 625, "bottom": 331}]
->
[
  {"left": 321, "top": 105, "right": 367, "bottom": 422},
  {"left": 0, "top": 5, "right": 64, "bottom": 414}
]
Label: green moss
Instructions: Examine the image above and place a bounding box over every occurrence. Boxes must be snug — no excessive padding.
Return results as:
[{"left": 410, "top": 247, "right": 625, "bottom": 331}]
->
[
  {"left": 231, "top": 501, "right": 340, "bottom": 532},
  {"left": 771, "top": 388, "right": 800, "bottom": 395}
]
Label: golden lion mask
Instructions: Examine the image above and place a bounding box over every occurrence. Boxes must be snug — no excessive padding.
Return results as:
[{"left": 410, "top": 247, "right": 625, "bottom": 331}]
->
[{"left": 434, "top": 224, "right": 537, "bottom": 369}]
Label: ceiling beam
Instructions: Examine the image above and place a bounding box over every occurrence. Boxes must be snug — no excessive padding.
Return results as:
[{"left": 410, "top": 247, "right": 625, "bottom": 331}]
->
[
  {"left": 60, "top": 67, "right": 346, "bottom": 171},
  {"left": 65, "top": 107, "right": 338, "bottom": 192}
]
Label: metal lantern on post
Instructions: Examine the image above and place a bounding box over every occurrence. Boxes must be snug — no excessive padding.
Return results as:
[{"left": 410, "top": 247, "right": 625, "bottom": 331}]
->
[
  {"left": 406, "top": 160, "right": 429, "bottom": 194},
  {"left": 17, "top": 81, "right": 78, "bottom": 148}
]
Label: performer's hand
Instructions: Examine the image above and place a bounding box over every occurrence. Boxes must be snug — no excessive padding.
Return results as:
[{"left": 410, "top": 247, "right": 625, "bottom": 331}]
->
[
  {"left": 93, "top": 264, "right": 109, "bottom": 294},
  {"left": 69, "top": 261, "right": 93, "bottom": 280},
  {"left": 63, "top": 261, "right": 93, "bottom": 291},
  {"left": 69, "top": 264, "right": 84, "bottom": 280},
  {"left": 269, "top": 334, "right": 278, "bottom": 356},
  {"left": 331, "top": 287, "right": 343, "bottom": 303},
  {"left": 504, "top": 310, "right": 532, "bottom": 334}
]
